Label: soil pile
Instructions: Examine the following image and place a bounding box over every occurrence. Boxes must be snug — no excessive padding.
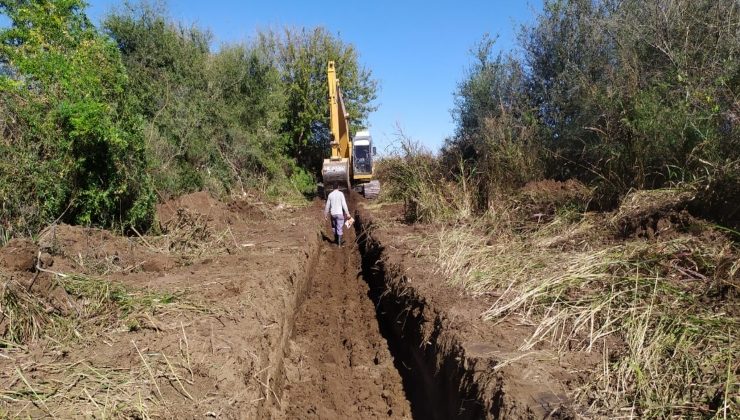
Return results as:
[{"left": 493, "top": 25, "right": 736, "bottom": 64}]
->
[{"left": 1, "top": 192, "right": 417, "bottom": 419}]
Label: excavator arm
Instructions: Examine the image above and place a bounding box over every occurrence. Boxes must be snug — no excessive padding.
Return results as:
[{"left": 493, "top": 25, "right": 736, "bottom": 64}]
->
[
  {"left": 322, "top": 61, "right": 352, "bottom": 190},
  {"left": 321, "top": 61, "right": 380, "bottom": 198},
  {"left": 327, "top": 61, "right": 351, "bottom": 160}
]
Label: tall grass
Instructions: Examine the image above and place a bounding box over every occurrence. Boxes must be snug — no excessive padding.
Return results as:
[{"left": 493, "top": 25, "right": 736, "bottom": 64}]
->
[
  {"left": 0, "top": 272, "right": 188, "bottom": 347},
  {"left": 414, "top": 205, "right": 738, "bottom": 417},
  {"left": 0, "top": 278, "right": 54, "bottom": 345},
  {"left": 375, "top": 131, "right": 473, "bottom": 223}
]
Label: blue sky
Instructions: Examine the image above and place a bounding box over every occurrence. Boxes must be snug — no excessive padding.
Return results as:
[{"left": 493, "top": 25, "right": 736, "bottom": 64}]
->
[{"left": 8, "top": 0, "right": 544, "bottom": 153}]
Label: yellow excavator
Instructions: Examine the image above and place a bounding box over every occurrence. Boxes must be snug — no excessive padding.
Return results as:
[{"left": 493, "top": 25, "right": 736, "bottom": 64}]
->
[{"left": 321, "top": 61, "right": 380, "bottom": 199}]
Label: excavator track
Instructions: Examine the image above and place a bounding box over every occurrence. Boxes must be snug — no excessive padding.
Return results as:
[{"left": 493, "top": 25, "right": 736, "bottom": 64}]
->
[{"left": 362, "top": 180, "right": 380, "bottom": 199}]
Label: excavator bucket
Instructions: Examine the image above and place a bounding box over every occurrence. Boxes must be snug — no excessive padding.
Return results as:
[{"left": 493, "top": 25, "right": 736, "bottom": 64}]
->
[{"left": 322, "top": 158, "right": 350, "bottom": 194}]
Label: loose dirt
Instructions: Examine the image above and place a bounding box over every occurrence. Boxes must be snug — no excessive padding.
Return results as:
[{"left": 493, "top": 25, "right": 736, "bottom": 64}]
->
[
  {"left": 1, "top": 192, "right": 322, "bottom": 418},
  {"left": 2, "top": 190, "right": 603, "bottom": 419}
]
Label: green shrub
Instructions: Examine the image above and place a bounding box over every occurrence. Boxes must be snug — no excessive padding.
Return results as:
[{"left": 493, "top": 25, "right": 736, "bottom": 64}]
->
[
  {"left": 103, "top": 5, "right": 330, "bottom": 202},
  {"left": 445, "top": 0, "right": 739, "bottom": 222},
  {"left": 0, "top": 0, "right": 154, "bottom": 234}
]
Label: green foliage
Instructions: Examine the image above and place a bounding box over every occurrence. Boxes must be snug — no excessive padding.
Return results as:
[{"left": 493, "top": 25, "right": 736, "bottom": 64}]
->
[
  {"left": 103, "top": 4, "right": 378, "bottom": 200},
  {"left": 445, "top": 36, "right": 543, "bottom": 209},
  {"left": 289, "top": 167, "right": 317, "bottom": 196},
  {"left": 104, "top": 4, "right": 378, "bottom": 201},
  {"left": 258, "top": 27, "right": 378, "bottom": 173},
  {"left": 528, "top": 0, "right": 738, "bottom": 207},
  {"left": 444, "top": 0, "right": 739, "bottom": 228},
  {"left": 1, "top": 1, "right": 378, "bottom": 236},
  {"left": 103, "top": 2, "right": 219, "bottom": 196},
  {"left": 0, "top": 0, "right": 154, "bottom": 234}
]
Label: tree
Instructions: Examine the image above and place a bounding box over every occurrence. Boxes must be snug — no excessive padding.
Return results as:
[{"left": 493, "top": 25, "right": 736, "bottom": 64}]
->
[
  {"left": 444, "top": 35, "right": 542, "bottom": 208},
  {"left": 0, "top": 0, "right": 154, "bottom": 232},
  {"left": 103, "top": 2, "right": 214, "bottom": 194},
  {"left": 449, "top": 0, "right": 738, "bottom": 218},
  {"left": 259, "top": 27, "right": 378, "bottom": 174},
  {"left": 521, "top": 0, "right": 739, "bottom": 206},
  {"left": 104, "top": 2, "right": 311, "bottom": 199}
]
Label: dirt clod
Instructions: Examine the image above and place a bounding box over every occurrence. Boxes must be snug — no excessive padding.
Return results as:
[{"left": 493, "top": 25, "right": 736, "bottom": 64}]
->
[{"left": 0, "top": 238, "right": 37, "bottom": 271}]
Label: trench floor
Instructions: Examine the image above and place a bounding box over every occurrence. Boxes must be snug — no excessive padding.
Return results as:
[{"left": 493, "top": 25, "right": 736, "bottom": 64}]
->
[{"left": 282, "top": 228, "right": 412, "bottom": 419}]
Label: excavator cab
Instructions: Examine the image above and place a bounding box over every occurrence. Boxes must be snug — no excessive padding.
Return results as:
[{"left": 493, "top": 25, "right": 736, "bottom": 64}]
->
[{"left": 352, "top": 131, "right": 373, "bottom": 176}]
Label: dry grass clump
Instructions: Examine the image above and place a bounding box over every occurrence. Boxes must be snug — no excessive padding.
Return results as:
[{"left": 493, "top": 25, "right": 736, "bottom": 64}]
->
[
  {"left": 515, "top": 179, "right": 593, "bottom": 223},
  {"left": 615, "top": 189, "right": 695, "bottom": 219},
  {"left": 0, "top": 361, "right": 154, "bottom": 418},
  {"left": 54, "top": 274, "right": 187, "bottom": 331},
  {"left": 1, "top": 271, "right": 206, "bottom": 417},
  {"left": 0, "top": 278, "right": 55, "bottom": 346},
  {"left": 375, "top": 133, "right": 474, "bottom": 224},
  {"left": 0, "top": 271, "right": 195, "bottom": 347},
  {"left": 150, "top": 208, "right": 231, "bottom": 262},
  {"left": 416, "top": 202, "right": 738, "bottom": 417},
  {"left": 0, "top": 338, "right": 198, "bottom": 418}
]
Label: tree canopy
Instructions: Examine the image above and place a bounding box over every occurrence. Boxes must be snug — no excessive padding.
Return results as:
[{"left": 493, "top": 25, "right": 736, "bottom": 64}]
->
[
  {"left": 0, "top": 0, "right": 378, "bottom": 235},
  {"left": 258, "top": 27, "right": 378, "bottom": 173},
  {"left": 1, "top": 0, "right": 154, "bottom": 232},
  {"left": 445, "top": 0, "right": 739, "bottom": 224}
]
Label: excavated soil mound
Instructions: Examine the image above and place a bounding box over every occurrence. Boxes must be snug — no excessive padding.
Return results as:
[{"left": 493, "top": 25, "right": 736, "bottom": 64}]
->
[
  {"left": 1, "top": 193, "right": 321, "bottom": 419},
  {"left": 0, "top": 238, "right": 37, "bottom": 272},
  {"left": 1, "top": 191, "right": 420, "bottom": 419},
  {"left": 518, "top": 179, "right": 591, "bottom": 216},
  {"left": 611, "top": 189, "right": 696, "bottom": 239}
]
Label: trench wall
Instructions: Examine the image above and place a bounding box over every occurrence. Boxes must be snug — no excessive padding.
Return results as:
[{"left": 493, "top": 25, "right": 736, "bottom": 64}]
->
[{"left": 355, "top": 209, "right": 554, "bottom": 419}]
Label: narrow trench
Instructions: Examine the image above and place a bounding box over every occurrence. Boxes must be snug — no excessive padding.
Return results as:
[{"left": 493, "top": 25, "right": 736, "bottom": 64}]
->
[
  {"left": 354, "top": 226, "right": 440, "bottom": 419},
  {"left": 281, "top": 207, "right": 485, "bottom": 419},
  {"left": 353, "top": 216, "right": 487, "bottom": 420},
  {"left": 281, "top": 224, "right": 414, "bottom": 418}
]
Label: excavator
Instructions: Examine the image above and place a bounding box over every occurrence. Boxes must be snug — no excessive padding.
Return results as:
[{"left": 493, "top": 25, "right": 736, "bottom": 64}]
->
[{"left": 321, "top": 61, "right": 380, "bottom": 199}]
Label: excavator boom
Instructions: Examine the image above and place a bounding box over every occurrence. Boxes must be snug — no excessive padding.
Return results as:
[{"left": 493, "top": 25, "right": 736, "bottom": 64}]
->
[
  {"left": 327, "top": 62, "right": 350, "bottom": 160},
  {"left": 322, "top": 61, "right": 351, "bottom": 189},
  {"left": 321, "top": 61, "right": 380, "bottom": 198}
]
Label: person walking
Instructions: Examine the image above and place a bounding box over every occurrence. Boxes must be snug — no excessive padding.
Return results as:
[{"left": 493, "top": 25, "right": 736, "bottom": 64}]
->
[{"left": 324, "top": 183, "right": 350, "bottom": 247}]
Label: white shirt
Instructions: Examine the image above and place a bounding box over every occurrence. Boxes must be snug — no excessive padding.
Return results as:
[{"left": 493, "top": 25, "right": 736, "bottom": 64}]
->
[{"left": 324, "top": 190, "right": 349, "bottom": 216}]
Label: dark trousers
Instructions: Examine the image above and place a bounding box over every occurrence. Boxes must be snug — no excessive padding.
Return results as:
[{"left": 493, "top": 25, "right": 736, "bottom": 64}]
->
[{"left": 331, "top": 214, "right": 345, "bottom": 238}]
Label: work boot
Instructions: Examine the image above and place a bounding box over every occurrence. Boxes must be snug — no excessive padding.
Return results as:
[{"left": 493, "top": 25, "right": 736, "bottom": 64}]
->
[{"left": 337, "top": 235, "right": 342, "bottom": 247}]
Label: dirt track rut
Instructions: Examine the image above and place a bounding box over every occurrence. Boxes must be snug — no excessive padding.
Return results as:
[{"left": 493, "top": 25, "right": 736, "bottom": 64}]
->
[{"left": 282, "top": 227, "right": 412, "bottom": 419}]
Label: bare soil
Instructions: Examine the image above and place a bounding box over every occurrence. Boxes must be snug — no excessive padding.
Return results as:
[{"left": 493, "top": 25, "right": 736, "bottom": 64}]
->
[
  {"left": 1, "top": 190, "right": 615, "bottom": 419},
  {"left": 0, "top": 192, "right": 419, "bottom": 419},
  {"left": 1, "top": 192, "right": 323, "bottom": 418},
  {"left": 282, "top": 228, "right": 411, "bottom": 419}
]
